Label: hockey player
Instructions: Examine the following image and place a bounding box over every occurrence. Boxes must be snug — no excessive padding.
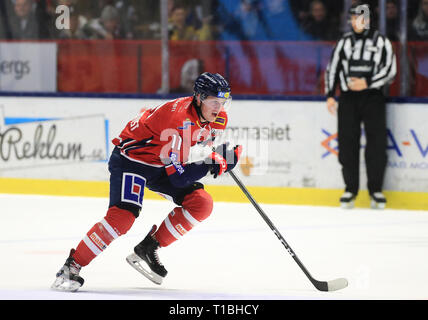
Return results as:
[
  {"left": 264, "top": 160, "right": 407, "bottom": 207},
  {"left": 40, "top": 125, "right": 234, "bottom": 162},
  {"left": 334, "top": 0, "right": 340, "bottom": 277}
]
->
[{"left": 51, "top": 72, "right": 242, "bottom": 292}]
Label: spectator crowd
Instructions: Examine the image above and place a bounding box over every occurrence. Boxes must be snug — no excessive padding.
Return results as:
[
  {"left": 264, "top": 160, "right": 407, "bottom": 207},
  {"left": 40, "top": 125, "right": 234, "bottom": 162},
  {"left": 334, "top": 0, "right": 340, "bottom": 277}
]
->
[{"left": 0, "top": 0, "right": 427, "bottom": 41}]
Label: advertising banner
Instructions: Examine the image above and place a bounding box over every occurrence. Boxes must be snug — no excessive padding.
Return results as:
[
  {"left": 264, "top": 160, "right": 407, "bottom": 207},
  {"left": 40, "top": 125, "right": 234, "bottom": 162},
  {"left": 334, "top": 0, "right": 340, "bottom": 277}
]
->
[
  {"left": 0, "top": 43, "right": 57, "bottom": 92},
  {"left": 0, "top": 103, "right": 108, "bottom": 180},
  {"left": 207, "top": 100, "right": 428, "bottom": 192},
  {"left": 0, "top": 111, "right": 107, "bottom": 170},
  {"left": 383, "top": 104, "right": 428, "bottom": 191},
  {"left": 217, "top": 101, "right": 327, "bottom": 188},
  {"left": 0, "top": 97, "right": 426, "bottom": 192}
]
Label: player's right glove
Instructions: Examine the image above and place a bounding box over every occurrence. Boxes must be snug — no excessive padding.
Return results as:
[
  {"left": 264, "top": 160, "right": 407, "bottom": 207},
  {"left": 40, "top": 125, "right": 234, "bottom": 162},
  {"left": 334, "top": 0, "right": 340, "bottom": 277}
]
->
[{"left": 208, "top": 143, "right": 243, "bottom": 178}]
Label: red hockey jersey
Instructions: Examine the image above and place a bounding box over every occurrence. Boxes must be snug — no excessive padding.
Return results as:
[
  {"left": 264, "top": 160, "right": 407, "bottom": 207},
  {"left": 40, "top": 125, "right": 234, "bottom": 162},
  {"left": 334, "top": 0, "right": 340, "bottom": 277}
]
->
[{"left": 112, "top": 96, "right": 228, "bottom": 168}]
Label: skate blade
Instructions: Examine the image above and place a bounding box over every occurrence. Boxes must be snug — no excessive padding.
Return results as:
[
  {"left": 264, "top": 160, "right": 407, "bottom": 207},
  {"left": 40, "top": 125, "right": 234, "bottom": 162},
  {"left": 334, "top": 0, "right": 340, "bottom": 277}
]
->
[
  {"left": 51, "top": 276, "right": 82, "bottom": 292},
  {"left": 340, "top": 201, "right": 354, "bottom": 209},
  {"left": 371, "top": 200, "right": 386, "bottom": 210},
  {"left": 126, "top": 253, "right": 164, "bottom": 285}
]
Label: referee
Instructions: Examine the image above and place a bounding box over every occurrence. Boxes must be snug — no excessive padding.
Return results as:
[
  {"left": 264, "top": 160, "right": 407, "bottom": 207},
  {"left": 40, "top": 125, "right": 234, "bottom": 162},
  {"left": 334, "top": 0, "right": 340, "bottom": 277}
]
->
[{"left": 325, "top": 4, "right": 397, "bottom": 209}]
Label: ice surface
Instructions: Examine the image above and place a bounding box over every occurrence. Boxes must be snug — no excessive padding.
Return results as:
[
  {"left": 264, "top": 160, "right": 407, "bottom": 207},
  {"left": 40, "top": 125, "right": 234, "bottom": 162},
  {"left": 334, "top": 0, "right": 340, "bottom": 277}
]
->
[{"left": 1, "top": 193, "right": 427, "bottom": 300}]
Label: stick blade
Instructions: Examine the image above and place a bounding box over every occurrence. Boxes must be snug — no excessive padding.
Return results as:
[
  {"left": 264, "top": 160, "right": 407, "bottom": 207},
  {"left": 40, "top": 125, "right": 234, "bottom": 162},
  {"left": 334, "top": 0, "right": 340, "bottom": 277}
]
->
[
  {"left": 327, "top": 278, "right": 348, "bottom": 292},
  {"left": 313, "top": 278, "right": 348, "bottom": 292}
]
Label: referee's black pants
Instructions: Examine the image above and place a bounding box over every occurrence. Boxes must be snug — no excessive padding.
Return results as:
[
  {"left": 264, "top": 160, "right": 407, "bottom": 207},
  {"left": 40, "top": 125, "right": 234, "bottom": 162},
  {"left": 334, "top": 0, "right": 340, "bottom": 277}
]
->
[{"left": 337, "top": 89, "right": 387, "bottom": 195}]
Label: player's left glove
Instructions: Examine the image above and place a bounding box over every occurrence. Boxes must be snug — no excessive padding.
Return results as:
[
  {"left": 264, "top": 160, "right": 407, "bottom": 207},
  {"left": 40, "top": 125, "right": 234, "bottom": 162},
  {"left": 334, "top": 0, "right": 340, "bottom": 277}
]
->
[{"left": 208, "top": 143, "right": 243, "bottom": 178}]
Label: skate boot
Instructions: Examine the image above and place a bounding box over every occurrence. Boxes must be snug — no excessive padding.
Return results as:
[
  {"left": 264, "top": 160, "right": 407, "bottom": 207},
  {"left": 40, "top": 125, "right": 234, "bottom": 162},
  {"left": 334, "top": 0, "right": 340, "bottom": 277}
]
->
[
  {"left": 51, "top": 249, "right": 84, "bottom": 292},
  {"left": 370, "top": 192, "right": 386, "bottom": 209},
  {"left": 340, "top": 192, "right": 356, "bottom": 209},
  {"left": 126, "top": 225, "right": 167, "bottom": 285}
]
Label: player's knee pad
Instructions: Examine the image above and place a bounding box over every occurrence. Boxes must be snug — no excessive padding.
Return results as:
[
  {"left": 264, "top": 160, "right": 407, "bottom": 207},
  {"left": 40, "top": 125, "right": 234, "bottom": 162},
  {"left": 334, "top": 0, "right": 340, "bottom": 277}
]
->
[
  {"left": 181, "top": 188, "right": 213, "bottom": 222},
  {"left": 154, "top": 189, "right": 213, "bottom": 247},
  {"left": 104, "top": 206, "right": 136, "bottom": 236}
]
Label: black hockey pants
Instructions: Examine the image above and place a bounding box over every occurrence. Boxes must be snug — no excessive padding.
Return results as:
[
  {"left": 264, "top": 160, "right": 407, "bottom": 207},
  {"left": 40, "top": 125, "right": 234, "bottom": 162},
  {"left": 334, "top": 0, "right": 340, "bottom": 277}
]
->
[{"left": 337, "top": 89, "right": 387, "bottom": 195}]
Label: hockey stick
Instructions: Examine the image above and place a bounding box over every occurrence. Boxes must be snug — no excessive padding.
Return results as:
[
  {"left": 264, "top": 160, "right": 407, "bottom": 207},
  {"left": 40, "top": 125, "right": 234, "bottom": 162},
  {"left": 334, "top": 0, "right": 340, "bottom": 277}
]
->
[{"left": 228, "top": 170, "right": 348, "bottom": 292}]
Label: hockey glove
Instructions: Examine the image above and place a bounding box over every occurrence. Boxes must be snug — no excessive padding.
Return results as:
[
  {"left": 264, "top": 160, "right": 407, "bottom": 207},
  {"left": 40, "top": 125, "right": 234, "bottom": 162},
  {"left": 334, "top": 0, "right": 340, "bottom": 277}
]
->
[{"left": 208, "top": 143, "right": 243, "bottom": 178}]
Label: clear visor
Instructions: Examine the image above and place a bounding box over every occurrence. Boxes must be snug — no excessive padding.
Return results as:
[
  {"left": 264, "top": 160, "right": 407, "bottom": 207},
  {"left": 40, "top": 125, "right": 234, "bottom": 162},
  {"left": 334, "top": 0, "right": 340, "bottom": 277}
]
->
[{"left": 201, "top": 94, "right": 232, "bottom": 113}]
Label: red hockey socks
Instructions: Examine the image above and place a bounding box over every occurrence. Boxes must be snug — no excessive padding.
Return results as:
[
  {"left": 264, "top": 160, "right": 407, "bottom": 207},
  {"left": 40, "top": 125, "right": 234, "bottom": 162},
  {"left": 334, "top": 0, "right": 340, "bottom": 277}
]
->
[
  {"left": 72, "top": 206, "right": 135, "bottom": 266},
  {"left": 155, "top": 189, "right": 213, "bottom": 247}
]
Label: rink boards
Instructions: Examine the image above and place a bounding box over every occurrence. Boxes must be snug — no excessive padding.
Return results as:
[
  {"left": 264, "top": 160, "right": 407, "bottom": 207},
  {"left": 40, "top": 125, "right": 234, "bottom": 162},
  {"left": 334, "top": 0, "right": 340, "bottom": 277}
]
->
[{"left": 0, "top": 96, "right": 427, "bottom": 210}]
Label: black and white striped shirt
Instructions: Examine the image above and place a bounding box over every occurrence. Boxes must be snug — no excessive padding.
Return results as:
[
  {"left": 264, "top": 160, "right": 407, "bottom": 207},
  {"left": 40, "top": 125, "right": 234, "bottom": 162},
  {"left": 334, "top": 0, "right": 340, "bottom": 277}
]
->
[{"left": 325, "top": 29, "right": 397, "bottom": 97}]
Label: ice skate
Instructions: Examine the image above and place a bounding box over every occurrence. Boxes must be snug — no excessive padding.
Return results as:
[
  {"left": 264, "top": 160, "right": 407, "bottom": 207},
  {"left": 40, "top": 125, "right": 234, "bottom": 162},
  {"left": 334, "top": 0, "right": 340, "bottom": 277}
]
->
[
  {"left": 51, "top": 249, "right": 84, "bottom": 292},
  {"left": 340, "top": 192, "right": 356, "bottom": 209},
  {"left": 126, "top": 225, "right": 167, "bottom": 285},
  {"left": 370, "top": 192, "right": 386, "bottom": 209}
]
